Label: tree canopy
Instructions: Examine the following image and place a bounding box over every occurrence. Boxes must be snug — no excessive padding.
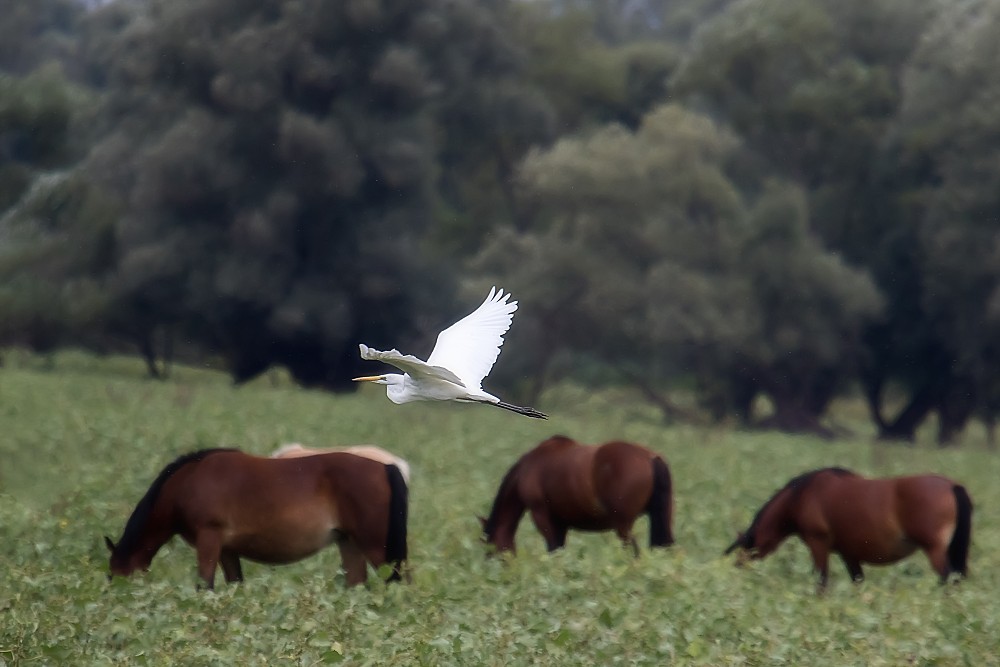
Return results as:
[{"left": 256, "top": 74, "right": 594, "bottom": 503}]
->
[{"left": 3, "top": 0, "right": 1000, "bottom": 443}]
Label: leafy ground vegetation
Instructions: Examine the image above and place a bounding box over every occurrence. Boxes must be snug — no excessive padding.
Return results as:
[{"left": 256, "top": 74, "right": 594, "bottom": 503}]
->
[{"left": 1, "top": 351, "right": 997, "bottom": 666}]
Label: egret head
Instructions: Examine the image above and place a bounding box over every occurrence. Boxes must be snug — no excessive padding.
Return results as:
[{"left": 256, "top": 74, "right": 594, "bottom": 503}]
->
[
  {"left": 353, "top": 373, "right": 408, "bottom": 404},
  {"left": 353, "top": 374, "right": 391, "bottom": 386}
]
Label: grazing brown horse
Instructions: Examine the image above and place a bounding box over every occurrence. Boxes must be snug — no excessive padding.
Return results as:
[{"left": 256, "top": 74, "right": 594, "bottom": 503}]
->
[
  {"left": 270, "top": 443, "right": 411, "bottom": 485},
  {"left": 480, "top": 435, "right": 674, "bottom": 555},
  {"left": 105, "top": 448, "right": 408, "bottom": 588},
  {"left": 725, "top": 467, "right": 973, "bottom": 589}
]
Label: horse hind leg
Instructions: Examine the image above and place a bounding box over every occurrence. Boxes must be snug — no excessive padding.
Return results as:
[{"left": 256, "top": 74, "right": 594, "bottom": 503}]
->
[
  {"left": 840, "top": 556, "right": 864, "bottom": 583},
  {"left": 924, "top": 544, "right": 952, "bottom": 584},
  {"left": 614, "top": 523, "right": 640, "bottom": 558},
  {"left": 358, "top": 540, "right": 408, "bottom": 583},
  {"left": 338, "top": 525, "right": 405, "bottom": 585},
  {"left": 337, "top": 538, "right": 370, "bottom": 587},
  {"left": 220, "top": 550, "right": 244, "bottom": 584}
]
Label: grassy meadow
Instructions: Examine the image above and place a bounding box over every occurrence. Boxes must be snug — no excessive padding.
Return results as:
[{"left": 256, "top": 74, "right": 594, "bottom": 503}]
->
[{"left": 1, "top": 351, "right": 998, "bottom": 666}]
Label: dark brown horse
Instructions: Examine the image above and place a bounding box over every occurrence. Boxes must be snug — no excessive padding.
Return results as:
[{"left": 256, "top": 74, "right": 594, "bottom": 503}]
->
[
  {"left": 725, "top": 467, "right": 973, "bottom": 589},
  {"left": 480, "top": 435, "right": 674, "bottom": 555},
  {"left": 105, "top": 448, "right": 408, "bottom": 588}
]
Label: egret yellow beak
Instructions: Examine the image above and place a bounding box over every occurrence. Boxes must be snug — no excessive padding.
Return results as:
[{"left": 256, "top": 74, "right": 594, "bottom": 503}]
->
[{"left": 352, "top": 375, "right": 385, "bottom": 382}]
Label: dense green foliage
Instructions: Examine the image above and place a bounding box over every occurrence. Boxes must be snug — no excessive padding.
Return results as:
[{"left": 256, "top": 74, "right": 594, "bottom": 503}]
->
[
  {"left": 1, "top": 353, "right": 998, "bottom": 664},
  {"left": 73, "top": 0, "right": 554, "bottom": 389},
  {"left": 477, "top": 106, "right": 882, "bottom": 431},
  {"left": 3, "top": 0, "right": 1000, "bottom": 443}
]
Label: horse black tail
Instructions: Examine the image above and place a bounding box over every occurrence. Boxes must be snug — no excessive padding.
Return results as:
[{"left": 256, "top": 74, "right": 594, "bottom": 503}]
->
[
  {"left": 947, "top": 484, "right": 973, "bottom": 578},
  {"left": 647, "top": 456, "right": 675, "bottom": 547},
  {"left": 384, "top": 463, "right": 409, "bottom": 582}
]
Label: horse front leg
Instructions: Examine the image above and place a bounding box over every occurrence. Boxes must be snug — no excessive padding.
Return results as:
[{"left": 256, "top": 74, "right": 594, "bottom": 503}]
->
[
  {"left": 840, "top": 556, "right": 864, "bottom": 583},
  {"left": 529, "top": 507, "right": 567, "bottom": 552},
  {"left": 802, "top": 535, "right": 831, "bottom": 593},
  {"left": 220, "top": 550, "right": 244, "bottom": 584},
  {"left": 194, "top": 530, "right": 223, "bottom": 590}
]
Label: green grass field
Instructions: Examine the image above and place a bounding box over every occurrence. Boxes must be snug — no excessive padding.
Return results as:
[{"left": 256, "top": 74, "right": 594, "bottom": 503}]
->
[{"left": 1, "top": 351, "right": 997, "bottom": 666}]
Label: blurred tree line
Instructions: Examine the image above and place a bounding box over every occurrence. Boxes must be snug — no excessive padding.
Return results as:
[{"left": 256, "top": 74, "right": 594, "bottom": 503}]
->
[{"left": 2, "top": 0, "right": 1000, "bottom": 445}]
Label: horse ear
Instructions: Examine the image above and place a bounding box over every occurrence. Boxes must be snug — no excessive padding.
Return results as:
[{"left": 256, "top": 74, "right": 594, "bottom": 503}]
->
[{"left": 104, "top": 536, "right": 116, "bottom": 553}]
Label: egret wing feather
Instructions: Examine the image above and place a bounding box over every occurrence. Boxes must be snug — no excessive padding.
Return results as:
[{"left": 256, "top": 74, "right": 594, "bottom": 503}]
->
[
  {"left": 359, "top": 344, "right": 466, "bottom": 386},
  {"left": 426, "top": 287, "right": 517, "bottom": 389}
]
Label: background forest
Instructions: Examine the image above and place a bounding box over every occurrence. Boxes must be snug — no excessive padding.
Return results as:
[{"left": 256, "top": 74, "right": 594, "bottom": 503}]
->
[{"left": 3, "top": 0, "right": 1000, "bottom": 445}]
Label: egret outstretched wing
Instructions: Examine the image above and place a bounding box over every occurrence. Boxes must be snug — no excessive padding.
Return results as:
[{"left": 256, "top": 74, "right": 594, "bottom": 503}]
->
[
  {"left": 355, "top": 288, "right": 547, "bottom": 418},
  {"left": 426, "top": 287, "right": 517, "bottom": 390},
  {"left": 359, "top": 343, "right": 466, "bottom": 387}
]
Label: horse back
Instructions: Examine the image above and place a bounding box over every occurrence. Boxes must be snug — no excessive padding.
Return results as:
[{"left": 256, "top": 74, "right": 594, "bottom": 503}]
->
[
  {"left": 804, "top": 473, "right": 903, "bottom": 524},
  {"left": 271, "top": 443, "right": 411, "bottom": 485},
  {"left": 167, "top": 451, "right": 391, "bottom": 541},
  {"left": 787, "top": 471, "right": 880, "bottom": 540},
  {"left": 515, "top": 438, "right": 603, "bottom": 523},
  {"left": 809, "top": 473, "right": 959, "bottom": 564},
  {"left": 524, "top": 438, "right": 660, "bottom": 528},
  {"left": 278, "top": 452, "right": 396, "bottom": 535}
]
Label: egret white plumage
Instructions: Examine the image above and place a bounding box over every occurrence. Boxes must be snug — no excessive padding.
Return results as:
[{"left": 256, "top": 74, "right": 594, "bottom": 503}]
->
[{"left": 353, "top": 287, "right": 547, "bottom": 419}]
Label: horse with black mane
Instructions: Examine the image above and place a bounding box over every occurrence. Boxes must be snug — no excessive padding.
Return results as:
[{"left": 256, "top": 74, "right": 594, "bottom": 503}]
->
[
  {"left": 725, "top": 467, "right": 972, "bottom": 590},
  {"left": 105, "top": 448, "right": 408, "bottom": 588},
  {"left": 480, "top": 435, "right": 674, "bottom": 555}
]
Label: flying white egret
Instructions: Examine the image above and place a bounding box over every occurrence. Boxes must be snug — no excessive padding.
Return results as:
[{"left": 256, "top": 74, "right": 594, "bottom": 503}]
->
[{"left": 353, "top": 287, "right": 547, "bottom": 419}]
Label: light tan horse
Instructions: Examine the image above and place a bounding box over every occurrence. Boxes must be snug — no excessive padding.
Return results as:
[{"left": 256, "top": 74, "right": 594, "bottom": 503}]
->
[{"left": 271, "top": 443, "right": 411, "bottom": 485}]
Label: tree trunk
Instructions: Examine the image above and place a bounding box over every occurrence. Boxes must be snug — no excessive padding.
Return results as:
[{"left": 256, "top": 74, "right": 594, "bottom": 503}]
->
[
  {"left": 984, "top": 413, "right": 997, "bottom": 450},
  {"left": 619, "top": 368, "right": 703, "bottom": 424},
  {"left": 754, "top": 365, "right": 838, "bottom": 437},
  {"left": 137, "top": 331, "right": 163, "bottom": 380},
  {"left": 936, "top": 378, "right": 975, "bottom": 446},
  {"left": 728, "top": 371, "right": 759, "bottom": 426},
  {"left": 859, "top": 371, "right": 888, "bottom": 432},
  {"left": 874, "top": 381, "right": 940, "bottom": 443},
  {"left": 694, "top": 363, "right": 759, "bottom": 425},
  {"left": 161, "top": 327, "right": 174, "bottom": 379},
  {"left": 759, "top": 390, "right": 835, "bottom": 438}
]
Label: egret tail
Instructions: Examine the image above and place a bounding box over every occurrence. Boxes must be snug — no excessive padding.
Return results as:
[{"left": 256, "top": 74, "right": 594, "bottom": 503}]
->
[{"left": 494, "top": 401, "right": 548, "bottom": 419}]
